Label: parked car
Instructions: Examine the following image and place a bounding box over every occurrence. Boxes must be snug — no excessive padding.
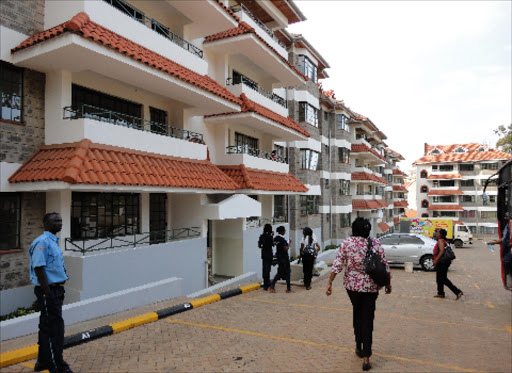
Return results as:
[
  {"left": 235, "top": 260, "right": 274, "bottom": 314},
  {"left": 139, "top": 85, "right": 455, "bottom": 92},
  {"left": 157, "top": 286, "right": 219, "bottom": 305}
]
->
[{"left": 379, "top": 233, "right": 437, "bottom": 271}]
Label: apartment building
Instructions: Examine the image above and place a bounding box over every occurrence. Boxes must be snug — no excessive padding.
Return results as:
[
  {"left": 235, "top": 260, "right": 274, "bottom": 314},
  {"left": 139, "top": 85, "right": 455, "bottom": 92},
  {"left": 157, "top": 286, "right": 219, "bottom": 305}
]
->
[
  {"left": 0, "top": 1, "right": 408, "bottom": 311},
  {"left": 414, "top": 143, "right": 511, "bottom": 235}
]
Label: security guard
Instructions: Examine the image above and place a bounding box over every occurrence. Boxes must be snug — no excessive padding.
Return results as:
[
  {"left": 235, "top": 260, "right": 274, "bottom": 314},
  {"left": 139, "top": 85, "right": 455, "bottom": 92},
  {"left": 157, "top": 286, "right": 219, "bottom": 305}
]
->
[{"left": 29, "top": 212, "right": 72, "bottom": 373}]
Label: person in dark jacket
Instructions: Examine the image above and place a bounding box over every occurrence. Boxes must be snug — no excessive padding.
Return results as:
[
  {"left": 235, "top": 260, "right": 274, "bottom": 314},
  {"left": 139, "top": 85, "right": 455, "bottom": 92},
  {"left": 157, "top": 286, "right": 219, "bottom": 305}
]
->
[
  {"left": 269, "top": 226, "right": 294, "bottom": 293},
  {"left": 258, "top": 224, "right": 274, "bottom": 291},
  {"left": 433, "top": 228, "right": 463, "bottom": 300}
]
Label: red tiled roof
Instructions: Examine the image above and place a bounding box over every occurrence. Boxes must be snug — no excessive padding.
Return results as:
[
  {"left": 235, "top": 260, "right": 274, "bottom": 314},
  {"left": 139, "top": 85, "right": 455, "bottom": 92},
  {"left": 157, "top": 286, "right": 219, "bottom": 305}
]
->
[
  {"left": 394, "top": 201, "right": 409, "bottom": 208},
  {"left": 392, "top": 168, "right": 407, "bottom": 177},
  {"left": 427, "top": 204, "right": 464, "bottom": 211},
  {"left": 351, "top": 144, "right": 388, "bottom": 164},
  {"left": 203, "top": 22, "right": 308, "bottom": 82},
  {"left": 205, "top": 93, "right": 310, "bottom": 137},
  {"left": 405, "top": 210, "right": 417, "bottom": 218},
  {"left": 218, "top": 165, "right": 308, "bottom": 192},
  {"left": 387, "top": 148, "right": 405, "bottom": 161},
  {"left": 427, "top": 173, "right": 462, "bottom": 180},
  {"left": 8, "top": 139, "right": 239, "bottom": 190},
  {"left": 392, "top": 185, "right": 408, "bottom": 192},
  {"left": 415, "top": 143, "right": 511, "bottom": 164},
  {"left": 394, "top": 217, "right": 399, "bottom": 224},
  {"left": 378, "top": 222, "right": 390, "bottom": 232},
  {"left": 427, "top": 189, "right": 464, "bottom": 196},
  {"left": 213, "top": 0, "right": 241, "bottom": 22},
  {"left": 352, "top": 199, "right": 389, "bottom": 210},
  {"left": 11, "top": 12, "right": 242, "bottom": 106},
  {"left": 351, "top": 172, "right": 388, "bottom": 185},
  {"left": 453, "top": 220, "right": 464, "bottom": 225}
]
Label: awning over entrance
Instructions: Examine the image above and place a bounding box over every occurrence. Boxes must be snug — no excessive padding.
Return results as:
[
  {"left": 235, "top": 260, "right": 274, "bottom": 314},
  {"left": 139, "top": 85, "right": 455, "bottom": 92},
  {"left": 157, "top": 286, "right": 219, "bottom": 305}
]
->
[
  {"left": 8, "top": 139, "right": 239, "bottom": 191},
  {"left": 377, "top": 222, "right": 391, "bottom": 234},
  {"left": 203, "top": 194, "right": 261, "bottom": 220}
]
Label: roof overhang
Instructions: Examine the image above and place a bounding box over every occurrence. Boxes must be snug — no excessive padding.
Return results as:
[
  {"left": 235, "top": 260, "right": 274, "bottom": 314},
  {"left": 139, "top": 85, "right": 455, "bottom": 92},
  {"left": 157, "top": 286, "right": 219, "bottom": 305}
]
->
[{"left": 202, "top": 194, "right": 261, "bottom": 220}]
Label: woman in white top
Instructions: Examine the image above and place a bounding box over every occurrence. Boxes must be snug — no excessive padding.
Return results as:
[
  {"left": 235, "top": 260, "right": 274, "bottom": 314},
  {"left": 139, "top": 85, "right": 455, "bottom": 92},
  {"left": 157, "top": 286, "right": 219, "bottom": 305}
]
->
[{"left": 299, "top": 227, "right": 321, "bottom": 289}]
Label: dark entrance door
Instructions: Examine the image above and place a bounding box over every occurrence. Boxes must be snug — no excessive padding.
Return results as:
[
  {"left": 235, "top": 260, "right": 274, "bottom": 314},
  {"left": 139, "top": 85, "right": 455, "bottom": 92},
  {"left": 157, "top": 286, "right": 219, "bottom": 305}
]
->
[{"left": 150, "top": 194, "right": 167, "bottom": 244}]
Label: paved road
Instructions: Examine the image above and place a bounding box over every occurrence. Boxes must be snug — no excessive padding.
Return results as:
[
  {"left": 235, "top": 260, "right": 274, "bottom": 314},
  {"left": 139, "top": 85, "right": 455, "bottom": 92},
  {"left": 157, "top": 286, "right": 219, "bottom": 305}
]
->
[{"left": 2, "top": 240, "right": 511, "bottom": 372}]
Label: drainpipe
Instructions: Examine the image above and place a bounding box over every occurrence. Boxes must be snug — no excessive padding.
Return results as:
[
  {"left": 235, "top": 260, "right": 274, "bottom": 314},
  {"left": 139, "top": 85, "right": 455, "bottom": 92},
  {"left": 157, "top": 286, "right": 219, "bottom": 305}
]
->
[{"left": 329, "top": 108, "right": 333, "bottom": 245}]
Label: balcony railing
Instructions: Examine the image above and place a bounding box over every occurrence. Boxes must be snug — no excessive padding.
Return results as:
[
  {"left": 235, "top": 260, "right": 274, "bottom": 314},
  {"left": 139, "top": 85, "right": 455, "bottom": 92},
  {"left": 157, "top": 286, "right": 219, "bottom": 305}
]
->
[
  {"left": 102, "top": 0, "right": 203, "bottom": 58},
  {"left": 246, "top": 216, "right": 288, "bottom": 229},
  {"left": 226, "top": 76, "right": 287, "bottom": 108},
  {"left": 230, "top": 3, "right": 286, "bottom": 49},
  {"left": 226, "top": 145, "right": 287, "bottom": 164},
  {"left": 65, "top": 227, "right": 201, "bottom": 255},
  {"left": 63, "top": 105, "right": 203, "bottom": 142}
]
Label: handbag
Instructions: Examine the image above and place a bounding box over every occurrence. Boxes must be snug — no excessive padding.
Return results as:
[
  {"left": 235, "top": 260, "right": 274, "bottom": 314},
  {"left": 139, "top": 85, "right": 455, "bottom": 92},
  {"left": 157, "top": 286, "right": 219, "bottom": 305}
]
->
[
  {"left": 439, "top": 242, "right": 456, "bottom": 265},
  {"left": 363, "top": 238, "right": 389, "bottom": 287}
]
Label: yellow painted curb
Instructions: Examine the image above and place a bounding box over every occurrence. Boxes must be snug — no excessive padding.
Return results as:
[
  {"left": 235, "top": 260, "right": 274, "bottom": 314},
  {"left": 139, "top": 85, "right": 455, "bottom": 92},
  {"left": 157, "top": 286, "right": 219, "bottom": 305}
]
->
[
  {"left": 0, "top": 344, "right": 38, "bottom": 368},
  {"left": 190, "top": 294, "right": 221, "bottom": 308},
  {"left": 110, "top": 312, "right": 158, "bottom": 334},
  {"left": 240, "top": 283, "right": 260, "bottom": 293}
]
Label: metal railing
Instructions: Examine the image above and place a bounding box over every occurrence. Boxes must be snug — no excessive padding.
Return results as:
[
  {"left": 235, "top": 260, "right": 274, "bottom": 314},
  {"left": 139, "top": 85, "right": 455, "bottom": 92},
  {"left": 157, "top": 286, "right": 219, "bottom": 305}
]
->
[
  {"left": 246, "top": 217, "right": 288, "bottom": 229},
  {"left": 226, "top": 76, "right": 287, "bottom": 108},
  {"left": 102, "top": 0, "right": 203, "bottom": 58},
  {"left": 63, "top": 105, "right": 203, "bottom": 142},
  {"left": 230, "top": 3, "right": 286, "bottom": 49},
  {"left": 226, "top": 145, "right": 287, "bottom": 164},
  {"left": 65, "top": 227, "right": 201, "bottom": 255}
]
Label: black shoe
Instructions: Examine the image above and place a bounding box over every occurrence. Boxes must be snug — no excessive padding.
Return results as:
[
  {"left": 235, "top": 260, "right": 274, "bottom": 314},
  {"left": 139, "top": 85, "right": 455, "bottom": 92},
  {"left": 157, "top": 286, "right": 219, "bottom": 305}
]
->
[
  {"left": 34, "top": 361, "right": 49, "bottom": 372},
  {"left": 362, "top": 362, "right": 372, "bottom": 371},
  {"left": 306, "top": 286, "right": 311, "bottom": 290}
]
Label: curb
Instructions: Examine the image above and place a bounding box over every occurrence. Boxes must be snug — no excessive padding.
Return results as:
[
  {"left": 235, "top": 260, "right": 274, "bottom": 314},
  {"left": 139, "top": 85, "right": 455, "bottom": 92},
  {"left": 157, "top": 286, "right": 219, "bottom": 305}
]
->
[{"left": 0, "top": 283, "right": 261, "bottom": 368}]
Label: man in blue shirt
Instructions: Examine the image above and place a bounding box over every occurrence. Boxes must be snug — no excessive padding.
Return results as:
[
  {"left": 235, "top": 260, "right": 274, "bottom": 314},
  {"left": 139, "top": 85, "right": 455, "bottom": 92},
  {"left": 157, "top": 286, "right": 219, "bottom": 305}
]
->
[{"left": 29, "top": 212, "right": 72, "bottom": 373}]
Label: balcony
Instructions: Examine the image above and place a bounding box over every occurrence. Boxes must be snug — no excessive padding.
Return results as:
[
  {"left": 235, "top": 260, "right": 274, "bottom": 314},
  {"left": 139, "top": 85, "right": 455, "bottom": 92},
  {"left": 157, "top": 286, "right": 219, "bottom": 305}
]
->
[
  {"left": 226, "top": 145, "right": 287, "bottom": 164},
  {"left": 57, "top": 105, "right": 206, "bottom": 160},
  {"left": 221, "top": 145, "right": 289, "bottom": 173},
  {"left": 226, "top": 75, "right": 288, "bottom": 117}
]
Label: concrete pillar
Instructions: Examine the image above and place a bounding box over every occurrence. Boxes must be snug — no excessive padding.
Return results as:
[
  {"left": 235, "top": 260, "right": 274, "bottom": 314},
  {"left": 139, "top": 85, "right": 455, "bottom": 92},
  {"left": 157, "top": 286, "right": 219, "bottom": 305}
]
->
[
  {"left": 45, "top": 70, "right": 72, "bottom": 145},
  {"left": 140, "top": 193, "right": 150, "bottom": 233},
  {"left": 46, "top": 190, "right": 71, "bottom": 250}
]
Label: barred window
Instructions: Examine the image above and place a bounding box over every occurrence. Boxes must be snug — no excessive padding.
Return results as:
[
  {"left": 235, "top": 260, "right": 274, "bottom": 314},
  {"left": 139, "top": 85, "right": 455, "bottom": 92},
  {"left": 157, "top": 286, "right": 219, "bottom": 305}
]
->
[
  {"left": 1, "top": 62, "right": 23, "bottom": 123},
  {"left": 340, "top": 213, "right": 351, "bottom": 228},
  {"left": 480, "top": 163, "right": 499, "bottom": 170},
  {"left": 338, "top": 147, "right": 350, "bottom": 164},
  {"left": 339, "top": 180, "right": 351, "bottom": 195},
  {"left": 299, "top": 102, "right": 318, "bottom": 127},
  {"left": 460, "top": 195, "right": 474, "bottom": 203},
  {"left": 0, "top": 193, "right": 21, "bottom": 250},
  {"left": 460, "top": 179, "right": 474, "bottom": 187},
  {"left": 300, "top": 195, "right": 319, "bottom": 215},
  {"left": 300, "top": 149, "right": 319, "bottom": 170},
  {"left": 71, "top": 192, "right": 140, "bottom": 239}
]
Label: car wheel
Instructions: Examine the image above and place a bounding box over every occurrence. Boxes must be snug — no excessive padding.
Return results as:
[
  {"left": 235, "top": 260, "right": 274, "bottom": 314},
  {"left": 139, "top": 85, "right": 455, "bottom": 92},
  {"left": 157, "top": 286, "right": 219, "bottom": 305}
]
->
[
  {"left": 421, "top": 255, "right": 435, "bottom": 271},
  {"left": 453, "top": 239, "right": 463, "bottom": 248}
]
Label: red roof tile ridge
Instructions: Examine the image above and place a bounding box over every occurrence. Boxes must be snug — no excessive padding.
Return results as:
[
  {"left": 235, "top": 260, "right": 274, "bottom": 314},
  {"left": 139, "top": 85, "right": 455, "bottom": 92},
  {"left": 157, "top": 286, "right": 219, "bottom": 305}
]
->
[
  {"left": 64, "top": 11, "right": 90, "bottom": 31},
  {"left": 62, "top": 139, "right": 92, "bottom": 184},
  {"left": 239, "top": 164, "right": 255, "bottom": 189},
  {"left": 213, "top": 0, "right": 241, "bottom": 22}
]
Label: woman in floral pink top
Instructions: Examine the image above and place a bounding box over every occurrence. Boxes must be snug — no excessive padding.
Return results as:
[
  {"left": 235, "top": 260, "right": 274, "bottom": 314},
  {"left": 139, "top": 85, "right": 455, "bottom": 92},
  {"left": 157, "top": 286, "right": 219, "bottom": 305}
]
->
[{"left": 326, "top": 218, "right": 392, "bottom": 371}]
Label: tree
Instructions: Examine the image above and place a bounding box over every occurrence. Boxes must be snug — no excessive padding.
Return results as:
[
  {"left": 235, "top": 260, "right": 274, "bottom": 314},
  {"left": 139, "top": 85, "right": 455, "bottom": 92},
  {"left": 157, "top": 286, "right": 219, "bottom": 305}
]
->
[{"left": 495, "top": 124, "right": 512, "bottom": 154}]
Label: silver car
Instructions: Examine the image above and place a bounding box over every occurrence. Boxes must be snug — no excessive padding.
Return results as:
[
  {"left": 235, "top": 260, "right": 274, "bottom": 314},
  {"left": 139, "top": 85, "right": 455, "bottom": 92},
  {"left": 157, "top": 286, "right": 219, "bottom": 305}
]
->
[{"left": 379, "top": 233, "right": 437, "bottom": 271}]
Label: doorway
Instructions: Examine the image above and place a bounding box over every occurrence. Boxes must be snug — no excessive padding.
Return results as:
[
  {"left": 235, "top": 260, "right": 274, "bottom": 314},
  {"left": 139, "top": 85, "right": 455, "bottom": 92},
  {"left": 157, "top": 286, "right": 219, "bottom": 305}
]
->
[{"left": 150, "top": 193, "right": 167, "bottom": 244}]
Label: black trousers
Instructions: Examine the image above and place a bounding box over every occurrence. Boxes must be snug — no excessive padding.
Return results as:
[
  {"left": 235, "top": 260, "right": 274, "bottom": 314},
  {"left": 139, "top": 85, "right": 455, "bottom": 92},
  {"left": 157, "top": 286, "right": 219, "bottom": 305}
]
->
[
  {"left": 436, "top": 263, "right": 461, "bottom": 296},
  {"left": 302, "top": 255, "right": 315, "bottom": 287},
  {"left": 271, "top": 257, "right": 291, "bottom": 290},
  {"left": 346, "top": 289, "right": 379, "bottom": 358},
  {"left": 35, "top": 285, "right": 68, "bottom": 372},
  {"left": 262, "top": 257, "right": 273, "bottom": 290}
]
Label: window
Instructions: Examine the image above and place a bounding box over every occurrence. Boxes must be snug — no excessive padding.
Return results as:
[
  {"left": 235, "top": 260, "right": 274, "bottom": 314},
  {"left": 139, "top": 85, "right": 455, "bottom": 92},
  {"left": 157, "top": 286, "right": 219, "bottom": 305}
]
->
[
  {"left": 72, "top": 84, "right": 142, "bottom": 126},
  {"left": 149, "top": 107, "right": 168, "bottom": 135},
  {"left": 273, "top": 195, "right": 287, "bottom": 222},
  {"left": 325, "top": 179, "right": 329, "bottom": 188},
  {"left": 439, "top": 180, "right": 455, "bottom": 187},
  {"left": 481, "top": 211, "right": 497, "bottom": 219},
  {"left": 274, "top": 144, "right": 286, "bottom": 162},
  {"left": 0, "top": 193, "right": 21, "bottom": 250},
  {"left": 338, "top": 147, "right": 350, "bottom": 164},
  {"left": 460, "top": 210, "right": 476, "bottom": 218},
  {"left": 433, "top": 196, "right": 455, "bottom": 203},
  {"left": 400, "top": 236, "right": 424, "bottom": 245},
  {"left": 421, "top": 213, "right": 429, "bottom": 217},
  {"left": 432, "top": 165, "right": 438, "bottom": 171},
  {"left": 460, "top": 195, "right": 474, "bottom": 203},
  {"left": 433, "top": 211, "right": 457, "bottom": 217},
  {"left": 421, "top": 200, "right": 429, "bottom": 208},
  {"left": 459, "top": 164, "right": 474, "bottom": 171},
  {"left": 339, "top": 180, "right": 351, "bottom": 195},
  {"left": 380, "top": 235, "right": 400, "bottom": 245},
  {"left": 298, "top": 55, "right": 317, "bottom": 83},
  {"left": 430, "top": 149, "right": 441, "bottom": 155},
  {"left": 453, "top": 146, "right": 466, "bottom": 153},
  {"left": 461, "top": 179, "right": 474, "bottom": 187},
  {"left": 340, "top": 213, "right": 351, "bottom": 228},
  {"left": 420, "top": 185, "right": 428, "bottom": 193},
  {"left": 300, "top": 195, "right": 319, "bottom": 215},
  {"left": 235, "top": 132, "right": 258, "bottom": 150},
  {"left": 71, "top": 192, "right": 140, "bottom": 239},
  {"left": 337, "top": 114, "right": 349, "bottom": 131},
  {"left": 482, "top": 179, "right": 497, "bottom": 186},
  {"left": 300, "top": 149, "right": 319, "bottom": 170},
  {"left": 299, "top": 102, "right": 318, "bottom": 127},
  {"left": 1, "top": 62, "right": 23, "bottom": 123},
  {"left": 480, "top": 163, "right": 499, "bottom": 170},
  {"left": 439, "top": 165, "right": 454, "bottom": 172},
  {"left": 489, "top": 195, "right": 497, "bottom": 203},
  {"left": 323, "top": 111, "right": 328, "bottom": 121},
  {"left": 420, "top": 170, "right": 427, "bottom": 178}
]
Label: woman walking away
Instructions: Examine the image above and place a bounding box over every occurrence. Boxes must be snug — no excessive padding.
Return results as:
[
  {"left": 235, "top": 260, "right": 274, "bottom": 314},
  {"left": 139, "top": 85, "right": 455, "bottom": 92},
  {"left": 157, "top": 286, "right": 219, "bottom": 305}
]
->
[
  {"left": 433, "top": 229, "right": 463, "bottom": 300},
  {"left": 326, "top": 217, "right": 392, "bottom": 371},
  {"left": 258, "top": 224, "right": 274, "bottom": 291},
  {"left": 299, "top": 227, "right": 321, "bottom": 290}
]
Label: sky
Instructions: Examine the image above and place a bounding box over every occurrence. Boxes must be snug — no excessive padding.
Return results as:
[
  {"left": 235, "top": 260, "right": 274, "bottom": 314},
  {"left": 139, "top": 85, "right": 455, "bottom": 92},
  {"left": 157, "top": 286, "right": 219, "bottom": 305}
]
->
[{"left": 288, "top": 0, "right": 512, "bottom": 170}]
